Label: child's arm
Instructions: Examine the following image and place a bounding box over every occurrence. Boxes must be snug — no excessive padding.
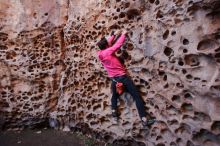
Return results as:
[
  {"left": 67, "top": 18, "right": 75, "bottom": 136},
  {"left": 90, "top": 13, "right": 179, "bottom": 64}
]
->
[
  {"left": 107, "top": 35, "right": 115, "bottom": 45},
  {"left": 101, "top": 34, "right": 126, "bottom": 56}
]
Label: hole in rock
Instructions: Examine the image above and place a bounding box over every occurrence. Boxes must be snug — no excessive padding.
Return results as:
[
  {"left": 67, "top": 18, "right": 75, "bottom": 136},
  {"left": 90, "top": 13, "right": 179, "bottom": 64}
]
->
[
  {"left": 183, "top": 38, "right": 189, "bottom": 45},
  {"left": 188, "top": 1, "right": 193, "bottom": 4},
  {"left": 127, "top": 43, "right": 134, "bottom": 51},
  {"left": 103, "top": 135, "right": 113, "bottom": 142},
  {"left": 171, "top": 31, "right": 176, "bottom": 36},
  {"left": 184, "top": 54, "right": 200, "bottom": 66},
  {"left": 126, "top": 9, "right": 140, "bottom": 19},
  {"left": 119, "top": 12, "right": 126, "bottom": 18},
  {"left": 174, "top": 18, "right": 181, "bottom": 24},
  {"left": 155, "top": 0, "right": 160, "bottom": 5},
  {"left": 206, "top": 3, "right": 220, "bottom": 18},
  {"left": 129, "top": 31, "right": 133, "bottom": 37},
  {"left": 181, "top": 103, "right": 193, "bottom": 112},
  {"left": 176, "top": 83, "right": 183, "bottom": 88},
  {"left": 156, "top": 10, "right": 163, "bottom": 18},
  {"left": 6, "top": 51, "right": 16, "bottom": 60},
  {"left": 101, "top": 9, "right": 106, "bottom": 13},
  {"left": 23, "top": 96, "right": 29, "bottom": 100},
  {"left": 186, "top": 74, "right": 193, "bottom": 79},
  {"left": 178, "top": 60, "right": 184, "bottom": 66},
  {"left": 215, "top": 53, "right": 220, "bottom": 58},
  {"left": 163, "top": 75, "right": 167, "bottom": 81},
  {"left": 182, "top": 69, "right": 187, "bottom": 74},
  {"left": 158, "top": 71, "right": 165, "bottom": 76},
  {"left": 124, "top": 2, "right": 130, "bottom": 8},
  {"left": 197, "top": 39, "right": 217, "bottom": 51},
  {"left": 193, "top": 129, "right": 219, "bottom": 143},
  {"left": 170, "top": 142, "right": 177, "bottom": 146},
  {"left": 90, "top": 121, "right": 98, "bottom": 126},
  {"left": 163, "top": 30, "right": 169, "bottom": 40},
  {"left": 33, "top": 12, "right": 37, "bottom": 18},
  {"left": 175, "top": 123, "right": 191, "bottom": 135},
  {"left": 156, "top": 143, "right": 165, "bottom": 146},
  {"left": 149, "top": 0, "right": 155, "bottom": 3},
  {"left": 183, "top": 49, "right": 188, "bottom": 53},
  {"left": 187, "top": 140, "right": 195, "bottom": 146},
  {"left": 164, "top": 47, "right": 173, "bottom": 56},
  {"left": 194, "top": 77, "right": 200, "bottom": 80},
  {"left": 164, "top": 83, "right": 169, "bottom": 88},
  {"left": 156, "top": 134, "right": 164, "bottom": 141},
  {"left": 168, "top": 119, "right": 179, "bottom": 126},
  {"left": 184, "top": 93, "right": 193, "bottom": 99},
  {"left": 10, "top": 97, "right": 15, "bottom": 102},
  {"left": 0, "top": 33, "right": 8, "bottom": 41},
  {"left": 194, "top": 112, "right": 211, "bottom": 122},
  {"left": 215, "top": 47, "right": 220, "bottom": 52},
  {"left": 172, "top": 95, "right": 181, "bottom": 102},
  {"left": 2, "top": 102, "right": 9, "bottom": 108},
  {"left": 211, "top": 121, "right": 220, "bottom": 133}
]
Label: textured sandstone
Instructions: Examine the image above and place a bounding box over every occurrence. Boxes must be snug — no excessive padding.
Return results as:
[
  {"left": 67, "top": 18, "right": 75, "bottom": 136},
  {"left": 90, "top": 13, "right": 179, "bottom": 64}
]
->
[{"left": 0, "top": 0, "right": 220, "bottom": 145}]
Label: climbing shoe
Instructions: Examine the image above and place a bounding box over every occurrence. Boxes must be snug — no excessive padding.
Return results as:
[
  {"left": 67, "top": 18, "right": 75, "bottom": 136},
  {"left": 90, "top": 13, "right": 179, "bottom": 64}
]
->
[
  {"left": 112, "top": 109, "right": 119, "bottom": 124},
  {"left": 112, "top": 109, "right": 119, "bottom": 118},
  {"left": 141, "top": 117, "right": 156, "bottom": 127}
]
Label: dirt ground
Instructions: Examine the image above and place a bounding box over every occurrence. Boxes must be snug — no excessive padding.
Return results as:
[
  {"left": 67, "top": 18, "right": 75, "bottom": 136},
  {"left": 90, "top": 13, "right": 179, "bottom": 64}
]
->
[{"left": 0, "top": 128, "right": 105, "bottom": 146}]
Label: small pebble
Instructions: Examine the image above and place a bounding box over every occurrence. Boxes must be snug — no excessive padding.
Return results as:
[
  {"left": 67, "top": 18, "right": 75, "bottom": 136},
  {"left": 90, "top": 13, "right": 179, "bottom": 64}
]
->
[
  {"left": 17, "top": 141, "right": 21, "bottom": 144},
  {"left": 36, "top": 130, "right": 42, "bottom": 134}
]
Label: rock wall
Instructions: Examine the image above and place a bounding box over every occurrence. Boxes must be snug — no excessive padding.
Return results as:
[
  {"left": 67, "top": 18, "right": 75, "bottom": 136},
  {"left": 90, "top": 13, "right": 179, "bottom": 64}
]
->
[{"left": 0, "top": 0, "right": 220, "bottom": 145}]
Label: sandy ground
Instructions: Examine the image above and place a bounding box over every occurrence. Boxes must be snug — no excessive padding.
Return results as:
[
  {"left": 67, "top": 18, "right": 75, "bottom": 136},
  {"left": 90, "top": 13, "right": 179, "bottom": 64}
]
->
[{"left": 0, "top": 128, "right": 85, "bottom": 146}]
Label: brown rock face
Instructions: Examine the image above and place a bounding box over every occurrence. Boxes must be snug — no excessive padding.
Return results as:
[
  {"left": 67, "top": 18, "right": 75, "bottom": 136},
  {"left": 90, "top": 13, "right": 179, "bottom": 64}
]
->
[{"left": 0, "top": 0, "right": 220, "bottom": 145}]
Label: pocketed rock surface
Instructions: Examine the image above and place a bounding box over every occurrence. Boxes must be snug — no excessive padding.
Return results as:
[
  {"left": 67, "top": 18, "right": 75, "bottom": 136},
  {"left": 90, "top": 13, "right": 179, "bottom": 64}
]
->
[{"left": 0, "top": 0, "right": 220, "bottom": 146}]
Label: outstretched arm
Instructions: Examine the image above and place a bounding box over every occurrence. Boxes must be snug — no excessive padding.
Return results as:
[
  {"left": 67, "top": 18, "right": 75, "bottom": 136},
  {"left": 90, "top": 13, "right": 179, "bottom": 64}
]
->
[
  {"left": 107, "top": 30, "right": 122, "bottom": 46},
  {"left": 107, "top": 35, "right": 115, "bottom": 45},
  {"left": 101, "top": 34, "right": 126, "bottom": 56}
]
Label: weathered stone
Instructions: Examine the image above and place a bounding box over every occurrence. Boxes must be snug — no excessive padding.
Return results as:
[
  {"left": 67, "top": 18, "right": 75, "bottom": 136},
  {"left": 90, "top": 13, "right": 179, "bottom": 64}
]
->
[{"left": 0, "top": 0, "right": 220, "bottom": 145}]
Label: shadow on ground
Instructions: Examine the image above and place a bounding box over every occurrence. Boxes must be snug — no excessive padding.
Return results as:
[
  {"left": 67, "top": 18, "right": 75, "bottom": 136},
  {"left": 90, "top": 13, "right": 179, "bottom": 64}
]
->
[{"left": 0, "top": 128, "right": 105, "bottom": 146}]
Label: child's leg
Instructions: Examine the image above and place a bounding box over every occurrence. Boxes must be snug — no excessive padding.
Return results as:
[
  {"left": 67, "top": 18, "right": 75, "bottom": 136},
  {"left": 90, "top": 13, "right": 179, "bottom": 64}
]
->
[
  {"left": 123, "top": 77, "right": 146, "bottom": 118},
  {"left": 111, "top": 81, "right": 120, "bottom": 112}
]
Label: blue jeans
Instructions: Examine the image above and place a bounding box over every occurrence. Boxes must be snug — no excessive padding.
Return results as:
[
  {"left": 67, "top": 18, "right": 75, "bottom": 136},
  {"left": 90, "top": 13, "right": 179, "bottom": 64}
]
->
[{"left": 111, "top": 75, "right": 147, "bottom": 118}]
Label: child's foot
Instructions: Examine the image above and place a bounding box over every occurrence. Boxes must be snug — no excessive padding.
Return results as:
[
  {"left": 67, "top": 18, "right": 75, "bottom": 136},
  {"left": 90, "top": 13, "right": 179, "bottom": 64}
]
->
[
  {"left": 141, "top": 117, "right": 156, "bottom": 127},
  {"left": 112, "top": 109, "right": 119, "bottom": 117},
  {"left": 112, "top": 109, "right": 119, "bottom": 124},
  {"left": 112, "top": 117, "right": 118, "bottom": 124}
]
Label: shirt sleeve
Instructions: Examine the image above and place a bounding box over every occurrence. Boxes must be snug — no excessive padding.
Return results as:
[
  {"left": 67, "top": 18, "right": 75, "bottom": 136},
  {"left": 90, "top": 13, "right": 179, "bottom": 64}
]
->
[{"left": 101, "top": 34, "right": 126, "bottom": 56}]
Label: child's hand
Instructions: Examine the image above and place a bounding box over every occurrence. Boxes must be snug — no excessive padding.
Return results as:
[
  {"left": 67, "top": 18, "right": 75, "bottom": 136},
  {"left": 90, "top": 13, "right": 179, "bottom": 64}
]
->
[
  {"left": 114, "top": 30, "right": 121, "bottom": 35},
  {"left": 122, "top": 29, "right": 128, "bottom": 35}
]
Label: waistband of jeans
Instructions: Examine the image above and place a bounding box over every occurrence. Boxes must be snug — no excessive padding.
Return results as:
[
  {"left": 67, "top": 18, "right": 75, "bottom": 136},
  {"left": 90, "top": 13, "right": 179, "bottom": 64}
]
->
[{"left": 112, "top": 75, "right": 127, "bottom": 80}]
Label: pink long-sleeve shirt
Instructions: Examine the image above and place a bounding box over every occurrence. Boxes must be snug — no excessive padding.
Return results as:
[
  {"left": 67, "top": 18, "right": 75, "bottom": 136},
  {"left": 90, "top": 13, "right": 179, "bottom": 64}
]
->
[{"left": 97, "top": 34, "right": 126, "bottom": 78}]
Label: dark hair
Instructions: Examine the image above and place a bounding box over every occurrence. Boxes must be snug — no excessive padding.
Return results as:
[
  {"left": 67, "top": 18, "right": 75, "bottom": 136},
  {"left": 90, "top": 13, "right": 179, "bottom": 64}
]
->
[{"left": 97, "top": 37, "right": 108, "bottom": 50}]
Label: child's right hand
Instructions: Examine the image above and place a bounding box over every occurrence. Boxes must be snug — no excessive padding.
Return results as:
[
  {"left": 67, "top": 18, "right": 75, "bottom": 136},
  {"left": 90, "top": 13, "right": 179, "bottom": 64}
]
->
[
  {"left": 114, "top": 30, "right": 121, "bottom": 35},
  {"left": 122, "top": 29, "right": 128, "bottom": 35}
]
